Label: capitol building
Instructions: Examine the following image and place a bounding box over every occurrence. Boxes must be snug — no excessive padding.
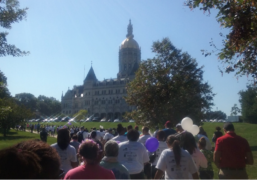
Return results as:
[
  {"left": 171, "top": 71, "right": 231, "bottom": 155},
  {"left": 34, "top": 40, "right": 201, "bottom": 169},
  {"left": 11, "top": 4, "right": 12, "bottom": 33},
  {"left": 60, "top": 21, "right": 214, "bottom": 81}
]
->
[{"left": 61, "top": 20, "right": 141, "bottom": 120}]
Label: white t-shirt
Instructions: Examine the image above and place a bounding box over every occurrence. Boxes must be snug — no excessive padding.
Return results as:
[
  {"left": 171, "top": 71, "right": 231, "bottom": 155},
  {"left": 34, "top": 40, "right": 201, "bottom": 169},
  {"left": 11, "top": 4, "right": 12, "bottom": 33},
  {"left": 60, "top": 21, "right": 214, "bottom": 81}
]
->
[
  {"left": 156, "top": 149, "right": 197, "bottom": 179},
  {"left": 197, "top": 134, "right": 212, "bottom": 151},
  {"left": 152, "top": 141, "right": 168, "bottom": 165},
  {"left": 190, "top": 148, "right": 208, "bottom": 171},
  {"left": 118, "top": 141, "right": 150, "bottom": 174},
  {"left": 112, "top": 135, "right": 128, "bottom": 142},
  {"left": 103, "top": 133, "right": 114, "bottom": 140},
  {"left": 96, "top": 131, "right": 105, "bottom": 140},
  {"left": 138, "top": 134, "right": 152, "bottom": 145},
  {"left": 83, "top": 131, "right": 90, "bottom": 140},
  {"left": 70, "top": 128, "right": 74, "bottom": 133},
  {"left": 51, "top": 143, "right": 77, "bottom": 173}
]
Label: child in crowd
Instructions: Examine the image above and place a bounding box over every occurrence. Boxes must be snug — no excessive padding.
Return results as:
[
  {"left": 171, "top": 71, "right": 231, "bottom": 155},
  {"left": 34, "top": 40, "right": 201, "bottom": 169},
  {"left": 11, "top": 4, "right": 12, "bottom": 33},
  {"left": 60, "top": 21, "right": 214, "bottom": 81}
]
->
[{"left": 198, "top": 137, "right": 214, "bottom": 179}]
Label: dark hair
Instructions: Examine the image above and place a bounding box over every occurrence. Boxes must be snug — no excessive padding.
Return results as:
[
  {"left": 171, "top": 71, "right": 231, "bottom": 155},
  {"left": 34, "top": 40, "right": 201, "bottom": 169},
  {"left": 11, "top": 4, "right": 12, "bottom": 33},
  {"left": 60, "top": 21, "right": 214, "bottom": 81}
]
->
[
  {"left": 117, "top": 124, "right": 124, "bottom": 134},
  {"left": 91, "top": 131, "right": 97, "bottom": 138},
  {"left": 72, "top": 134, "right": 78, "bottom": 140},
  {"left": 199, "top": 126, "right": 205, "bottom": 134},
  {"left": 166, "top": 135, "right": 181, "bottom": 166},
  {"left": 142, "top": 126, "right": 149, "bottom": 132},
  {"left": 57, "top": 129, "right": 70, "bottom": 150},
  {"left": 198, "top": 137, "right": 206, "bottom": 148},
  {"left": 156, "top": 130, "right": 166, "bottom": 141},
  {"left": 216, "top": 126, "right": 221, "bottom": 131},
  {"left": 127, "top": 125, "right": 133, "bottom": 130},
  {"left": 0, "top": 147, "right": 41, "bottom": 178},
  {"left": 79, "top": 141, "right": 98, "bottom": 161},
  {"left": 182, "top": 132, "right": 197, "bottom": 155},
  {"left": 127, "top": 129, "right": 139, "bottom": 141},
  {"left": 223, "top": 123, "right": 235, "bottom": 131}
]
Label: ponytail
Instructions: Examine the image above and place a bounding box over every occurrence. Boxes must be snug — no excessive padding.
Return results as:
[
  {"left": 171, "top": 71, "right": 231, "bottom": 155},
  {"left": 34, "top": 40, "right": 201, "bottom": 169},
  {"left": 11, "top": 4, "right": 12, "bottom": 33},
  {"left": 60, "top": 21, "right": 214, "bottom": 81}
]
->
[
  {"left": 172, "top": 140, "right": 181, "bottom": 166},
  {"left": 166, "top": 135, "right": 181, "bottom": 166}
]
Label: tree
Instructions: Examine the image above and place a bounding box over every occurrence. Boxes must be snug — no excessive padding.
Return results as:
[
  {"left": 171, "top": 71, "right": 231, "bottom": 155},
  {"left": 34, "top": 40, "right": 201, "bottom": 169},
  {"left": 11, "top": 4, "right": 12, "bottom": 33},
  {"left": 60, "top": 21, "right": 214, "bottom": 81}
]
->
[
  {"left": 185, "top": 0, "right": 257, "bottom": 81},
  {"left": 204, "top": 110, "right": 227, "bottom": 120},
  {"left": 0, "top": 70, "right": 10, "bottom": 98},
  {"left": 239, "top": 85, "right": 257, "bottom": 123},
  {"left": 15, "top": 93, "right": 37, "bottom": 112},
  {"left": 125, "top": 38, "right": 215, "bottom": 127},
  {"left": 0, "top": 97, "right": 32, "bottom": 137},
  {"left": 0, "top": 0, "right": 29, "bottom": 57},
  {"left": 230, "top": 104, "right": 241, "bottom": 116},
  {"left": 37, "top": 95, "right": 61, "bottom": 117}
]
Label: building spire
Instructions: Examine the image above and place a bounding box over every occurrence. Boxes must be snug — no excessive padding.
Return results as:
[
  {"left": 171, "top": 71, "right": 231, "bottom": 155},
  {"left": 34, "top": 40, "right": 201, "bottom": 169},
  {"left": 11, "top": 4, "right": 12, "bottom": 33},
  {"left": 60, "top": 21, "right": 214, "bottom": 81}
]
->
[{"left": 126, "top": 19, "right": 134, "bottom": 39}]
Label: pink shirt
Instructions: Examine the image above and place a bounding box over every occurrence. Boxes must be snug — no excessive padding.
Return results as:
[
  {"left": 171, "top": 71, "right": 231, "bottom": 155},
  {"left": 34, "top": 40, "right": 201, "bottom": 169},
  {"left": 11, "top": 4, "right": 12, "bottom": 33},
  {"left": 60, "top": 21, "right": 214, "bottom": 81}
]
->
[{"left": 64, "top": 164, "right": 115, "bottom": 179}]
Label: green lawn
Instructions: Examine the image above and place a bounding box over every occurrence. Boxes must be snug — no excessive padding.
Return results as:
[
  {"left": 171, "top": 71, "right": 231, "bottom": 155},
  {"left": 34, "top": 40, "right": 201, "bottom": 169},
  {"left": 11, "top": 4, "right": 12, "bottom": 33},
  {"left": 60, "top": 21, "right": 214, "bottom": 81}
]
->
[
  {"left": 0, "top": 129, "right": 57, "bottom": 149},
  {"left": 1, "top": 122, "right": 257, "bottom": 178},
  {"left": 202, "top": 122, "right": 257, "bottom": 179}
]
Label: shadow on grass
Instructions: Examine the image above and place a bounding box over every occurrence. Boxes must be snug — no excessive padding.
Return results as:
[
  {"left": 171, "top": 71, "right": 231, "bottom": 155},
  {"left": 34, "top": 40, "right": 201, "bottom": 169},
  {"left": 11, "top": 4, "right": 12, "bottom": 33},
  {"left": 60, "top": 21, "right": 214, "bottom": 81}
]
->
[
  {"left": 0, "top": 131, "right": 18, "bottom": 135},
  {"left": 250, "top": 146, "right": 257, "bottom": 151},
  {"left": 0, "top": 136, "right": 34, "bottom": 141}
]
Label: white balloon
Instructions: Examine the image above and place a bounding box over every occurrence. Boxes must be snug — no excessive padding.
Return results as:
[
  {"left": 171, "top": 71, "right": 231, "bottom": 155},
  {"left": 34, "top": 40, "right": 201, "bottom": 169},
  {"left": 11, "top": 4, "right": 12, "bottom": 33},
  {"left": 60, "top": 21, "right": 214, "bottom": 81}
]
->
[
  {"left": 188, "top": 125, "right": 200, "bottom": 136},
  {"left": 181, "top": 117, "right": 193, "bottom": 131}
]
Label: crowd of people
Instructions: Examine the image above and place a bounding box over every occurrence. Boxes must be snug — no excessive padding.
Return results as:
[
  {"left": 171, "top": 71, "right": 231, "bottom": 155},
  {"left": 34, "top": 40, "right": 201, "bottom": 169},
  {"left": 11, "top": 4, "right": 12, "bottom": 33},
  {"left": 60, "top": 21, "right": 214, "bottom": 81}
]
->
[{"left": 0, "top": 121, "right": 254, "bottom": 179}]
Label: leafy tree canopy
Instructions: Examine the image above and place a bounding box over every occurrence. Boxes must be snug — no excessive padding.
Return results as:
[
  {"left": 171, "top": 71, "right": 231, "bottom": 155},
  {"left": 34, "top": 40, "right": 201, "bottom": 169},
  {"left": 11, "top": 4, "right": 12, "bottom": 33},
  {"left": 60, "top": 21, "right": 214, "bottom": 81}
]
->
[
  {"left": 125, "top": 38, "right": 215, "bottom": 127},
  {"left": 185, "top": 0, "right": 257, "bottom": 81},
  {"left": 230, "top": 103, "right": 241, "bottom": 116},
  {"left": 0, "top": 0, "right": 29, "bottom": 57},
  {"left": 0, "top": 70, "right": 10, "bottom": 98},
  {"left": 239, "top": 85, "right": 257, "bottom": 123}
]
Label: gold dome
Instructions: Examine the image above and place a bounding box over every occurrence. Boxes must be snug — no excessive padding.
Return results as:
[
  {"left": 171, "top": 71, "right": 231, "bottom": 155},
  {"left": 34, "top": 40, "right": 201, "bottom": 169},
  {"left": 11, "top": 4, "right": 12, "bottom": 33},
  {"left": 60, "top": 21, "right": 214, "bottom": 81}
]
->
[{"left": 121, "top": 37, "right": 139, "bottom": 49}]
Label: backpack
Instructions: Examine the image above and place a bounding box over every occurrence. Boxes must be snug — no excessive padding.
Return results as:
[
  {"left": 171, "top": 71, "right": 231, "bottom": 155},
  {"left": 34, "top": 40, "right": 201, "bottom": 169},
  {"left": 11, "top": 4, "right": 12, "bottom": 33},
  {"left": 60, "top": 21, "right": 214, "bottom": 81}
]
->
[{"left": 78, "top": 131, "right": 84, "bottom": 143}]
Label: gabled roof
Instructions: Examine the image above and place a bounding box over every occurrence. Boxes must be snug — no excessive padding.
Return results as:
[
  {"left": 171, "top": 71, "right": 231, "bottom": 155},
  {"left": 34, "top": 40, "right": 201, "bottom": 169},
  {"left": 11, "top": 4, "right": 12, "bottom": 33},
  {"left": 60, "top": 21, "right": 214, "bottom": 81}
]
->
[{"left": 84, "top": 67, "right": 97, "bottom": 82}]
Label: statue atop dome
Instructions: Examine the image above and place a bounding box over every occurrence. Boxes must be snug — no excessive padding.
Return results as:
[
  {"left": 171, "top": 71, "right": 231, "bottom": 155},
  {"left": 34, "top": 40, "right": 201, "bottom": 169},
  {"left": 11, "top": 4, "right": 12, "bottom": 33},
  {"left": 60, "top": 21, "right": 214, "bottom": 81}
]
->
[{"left": 126, "top": 19, "right": 134, "bottom": 39}]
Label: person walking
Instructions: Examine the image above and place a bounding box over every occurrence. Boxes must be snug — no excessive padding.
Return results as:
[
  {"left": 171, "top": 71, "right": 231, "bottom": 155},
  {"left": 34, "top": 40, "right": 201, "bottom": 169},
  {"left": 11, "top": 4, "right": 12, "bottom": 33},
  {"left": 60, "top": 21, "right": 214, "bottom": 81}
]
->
[
  {"left": 162, "top": 121, "right": 176, "bottom": 140},
  {"left": 154, "top": 135, "right": 199, "bottom": 179},
  {"left": 198, "top": 137, "right": 214, "bottom": 179},
  {"left": 118, "top": 129, "right": 149, "bottom": 179},
  {"left": 100, "top": 140, "right": 130, "bottom": 179},
  {"left": 212, "top": 126, "right": 223, "bottom": 147},
  {"left": 40, "top": 128, "right": 48, "bottom": 142},
  {"left": 51, "top": 129, "right": 77, "bottom": 174},
  {"left": 64, "top": 140, "right": 115, "bottom": 179},
  {"left": 214, "top": 123, "right": 254, "bottom": 179}
]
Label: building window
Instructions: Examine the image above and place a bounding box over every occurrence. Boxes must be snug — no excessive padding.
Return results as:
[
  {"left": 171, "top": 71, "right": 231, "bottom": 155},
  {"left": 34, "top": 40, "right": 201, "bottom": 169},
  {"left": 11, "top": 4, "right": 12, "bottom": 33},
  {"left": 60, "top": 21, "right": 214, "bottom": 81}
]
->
[
  {"left": 116, "top": 89, "right": 120, "bottom": 94},
  {"left": 102, "top": 90, "right": 106, "bottom": 94},
  {"left": 102, "top": 100, "right": 105, "bottom": 104},
  {"left": 123, "top": 89, "right": 126, "bottom": 93}
]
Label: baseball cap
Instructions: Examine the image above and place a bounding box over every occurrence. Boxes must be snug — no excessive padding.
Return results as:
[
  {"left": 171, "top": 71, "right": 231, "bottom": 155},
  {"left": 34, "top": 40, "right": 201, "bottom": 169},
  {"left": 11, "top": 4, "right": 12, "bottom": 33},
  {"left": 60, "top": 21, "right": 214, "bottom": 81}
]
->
[
  {"left": 176, "top": 123, "right": 181, "bottom": 128},
  {"left": 165, "top": 121, "right": 171, "bottom": 126}
]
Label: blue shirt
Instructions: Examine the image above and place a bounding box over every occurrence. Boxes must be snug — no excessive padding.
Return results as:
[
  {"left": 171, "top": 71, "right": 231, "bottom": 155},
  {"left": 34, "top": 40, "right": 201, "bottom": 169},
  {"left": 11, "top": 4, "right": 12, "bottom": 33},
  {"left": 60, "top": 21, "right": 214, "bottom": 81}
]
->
[{"left": 163, "top": 128, "right": 176, "bottom": 140}]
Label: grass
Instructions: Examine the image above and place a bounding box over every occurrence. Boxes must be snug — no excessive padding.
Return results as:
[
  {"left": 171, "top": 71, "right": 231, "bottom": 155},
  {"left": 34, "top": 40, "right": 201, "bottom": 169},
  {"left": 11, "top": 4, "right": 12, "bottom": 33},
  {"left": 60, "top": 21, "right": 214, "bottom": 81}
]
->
[
  {"left": 201, "top": 122, "right": 257, "bottom": 179},
  {"left": 1, "top": 122, "right": 257, "bottom": 178},
  {"left": 0, "top": 129, "right": 57, "bottom": 149}
]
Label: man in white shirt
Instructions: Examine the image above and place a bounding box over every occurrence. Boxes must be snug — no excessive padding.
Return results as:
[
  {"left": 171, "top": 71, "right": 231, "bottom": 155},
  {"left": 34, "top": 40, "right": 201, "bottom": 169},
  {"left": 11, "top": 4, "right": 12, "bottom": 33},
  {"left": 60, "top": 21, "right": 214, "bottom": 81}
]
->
[
  {"left": 138, "top": 126, "right": 152, "bottom": 145},
  {"left": 118, "top": 129, "right": 149, "bottom": 179},
  {"left": 112, "top": 124, "right": 128, "bottom": 142}
]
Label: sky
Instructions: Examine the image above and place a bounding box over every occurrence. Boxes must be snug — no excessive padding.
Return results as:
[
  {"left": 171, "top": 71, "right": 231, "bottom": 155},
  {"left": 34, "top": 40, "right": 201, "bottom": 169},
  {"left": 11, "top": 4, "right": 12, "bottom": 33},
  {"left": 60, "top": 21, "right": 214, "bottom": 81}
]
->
[{"left": 0, "top": 0, "right": 251, "bottom": 117}]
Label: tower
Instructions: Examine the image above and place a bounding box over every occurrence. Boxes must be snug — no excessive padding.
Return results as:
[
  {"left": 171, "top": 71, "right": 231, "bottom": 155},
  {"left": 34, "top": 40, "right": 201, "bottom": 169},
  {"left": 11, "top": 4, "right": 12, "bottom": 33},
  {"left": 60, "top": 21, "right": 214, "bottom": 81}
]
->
[{"left": 118, "top": 20, "right": 141, "bottom": 79}]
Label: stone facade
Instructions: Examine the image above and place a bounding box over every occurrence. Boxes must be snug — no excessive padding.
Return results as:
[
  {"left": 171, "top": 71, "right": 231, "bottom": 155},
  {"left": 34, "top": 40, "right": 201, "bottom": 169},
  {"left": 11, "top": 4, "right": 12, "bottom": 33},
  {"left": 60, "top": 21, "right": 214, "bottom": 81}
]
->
[{"left": 61, "top": 20, "right": 141, "bottom": 120}]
